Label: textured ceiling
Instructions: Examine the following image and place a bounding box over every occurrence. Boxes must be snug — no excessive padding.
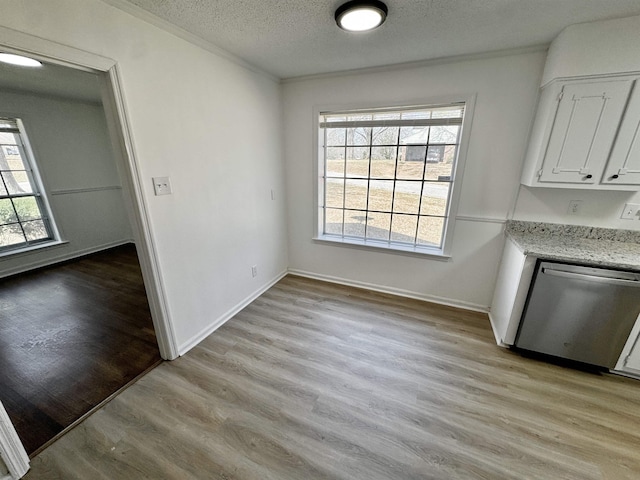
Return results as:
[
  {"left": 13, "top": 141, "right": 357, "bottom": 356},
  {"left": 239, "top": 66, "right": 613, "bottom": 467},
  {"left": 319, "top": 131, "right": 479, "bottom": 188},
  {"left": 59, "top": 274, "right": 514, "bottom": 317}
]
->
[
  {"left": 114, "top": 0, "right": 640, "bottom": 79},
  {"left": 0, "top": 60, "right": 102, "bottom": 103}
]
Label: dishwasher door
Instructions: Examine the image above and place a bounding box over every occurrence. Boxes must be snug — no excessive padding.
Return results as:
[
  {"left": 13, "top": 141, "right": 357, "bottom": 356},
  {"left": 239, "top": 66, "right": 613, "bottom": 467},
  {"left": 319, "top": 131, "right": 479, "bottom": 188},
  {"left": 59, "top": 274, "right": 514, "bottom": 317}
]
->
[{"left": 515, "top": 262, "right": 640, "bottom": 369}]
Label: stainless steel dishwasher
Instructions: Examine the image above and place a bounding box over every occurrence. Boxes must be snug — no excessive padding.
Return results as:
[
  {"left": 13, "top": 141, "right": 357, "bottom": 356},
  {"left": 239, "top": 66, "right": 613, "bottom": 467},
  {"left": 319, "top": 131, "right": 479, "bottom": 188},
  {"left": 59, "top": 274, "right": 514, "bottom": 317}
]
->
[{"left": 515, "top": 261, "right": 640, "bottom": 369}]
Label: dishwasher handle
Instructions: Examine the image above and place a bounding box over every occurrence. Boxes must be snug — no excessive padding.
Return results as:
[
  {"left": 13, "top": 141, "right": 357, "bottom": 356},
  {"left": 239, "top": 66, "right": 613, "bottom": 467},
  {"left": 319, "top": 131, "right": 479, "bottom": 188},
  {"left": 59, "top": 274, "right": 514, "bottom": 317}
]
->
[{"left": 542, "top": 267, "right": 640, "bottom": 287}]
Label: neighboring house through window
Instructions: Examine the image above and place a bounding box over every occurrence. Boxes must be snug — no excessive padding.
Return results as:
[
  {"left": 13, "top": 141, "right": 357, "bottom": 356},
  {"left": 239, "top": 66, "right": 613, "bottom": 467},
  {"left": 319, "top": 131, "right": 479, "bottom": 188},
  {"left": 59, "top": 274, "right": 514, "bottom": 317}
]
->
[
  {"left": 0, "top": 117, "right": 57, "bottom": 253},
  {"left": 316, "top": 101, "right": 472, "bottom": 256}
]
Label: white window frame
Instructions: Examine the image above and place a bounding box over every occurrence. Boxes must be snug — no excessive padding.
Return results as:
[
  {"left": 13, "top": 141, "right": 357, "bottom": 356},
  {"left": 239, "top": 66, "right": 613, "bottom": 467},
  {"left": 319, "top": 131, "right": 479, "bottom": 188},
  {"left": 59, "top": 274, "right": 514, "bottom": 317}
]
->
[
  {"left": 313, "top": 95, "right": 476, "bottom": 258},
  {"left": 0, "top": 117, "right": 61, "bottom": 256}
]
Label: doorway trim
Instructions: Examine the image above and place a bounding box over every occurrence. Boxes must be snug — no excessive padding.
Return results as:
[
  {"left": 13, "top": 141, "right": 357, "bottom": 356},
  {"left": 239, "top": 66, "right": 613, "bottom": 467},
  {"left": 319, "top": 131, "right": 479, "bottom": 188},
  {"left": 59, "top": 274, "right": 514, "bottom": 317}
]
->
[
  {"left": 0, "top": 402, "right": 29, "bottom": 479},
  {"left": 0, "top": 26, "right": 179, "bottom": 360}
]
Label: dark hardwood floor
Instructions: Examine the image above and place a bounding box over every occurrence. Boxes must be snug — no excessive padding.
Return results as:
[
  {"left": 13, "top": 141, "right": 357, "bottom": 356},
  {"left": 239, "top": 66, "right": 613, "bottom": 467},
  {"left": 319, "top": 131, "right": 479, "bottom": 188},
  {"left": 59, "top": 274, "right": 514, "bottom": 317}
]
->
[
  {"left": 0, "top": 244, "right": 161, "bottom": 456},
  {"left": 23, "top": 275, "right": 640, "bottom": 479}
]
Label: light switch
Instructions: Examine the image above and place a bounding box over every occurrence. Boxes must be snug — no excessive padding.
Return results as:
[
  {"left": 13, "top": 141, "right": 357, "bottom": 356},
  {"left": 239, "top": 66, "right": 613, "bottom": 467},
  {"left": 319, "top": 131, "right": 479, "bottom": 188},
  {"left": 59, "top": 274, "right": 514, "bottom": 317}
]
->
[{"left": 153, "top": 176, "right": 172, "bottom": 196}]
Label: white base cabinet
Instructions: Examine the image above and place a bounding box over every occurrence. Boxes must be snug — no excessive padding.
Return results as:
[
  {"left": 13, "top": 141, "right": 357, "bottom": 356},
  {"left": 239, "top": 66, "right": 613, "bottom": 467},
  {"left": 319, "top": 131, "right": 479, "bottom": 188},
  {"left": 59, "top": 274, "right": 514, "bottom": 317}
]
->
[
  {"left": 488, "top": 237, "right": 536, "bottom": 346},
  {"left": 615, "top": 314, "right": 640, "bottom": 376}
]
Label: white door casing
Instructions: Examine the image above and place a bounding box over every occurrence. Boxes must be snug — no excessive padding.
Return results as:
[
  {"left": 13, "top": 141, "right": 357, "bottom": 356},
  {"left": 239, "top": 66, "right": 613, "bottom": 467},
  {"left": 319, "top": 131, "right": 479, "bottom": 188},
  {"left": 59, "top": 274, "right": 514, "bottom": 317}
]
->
[{"left": 0, "top": 25, "right": 179, "bottom": 477}]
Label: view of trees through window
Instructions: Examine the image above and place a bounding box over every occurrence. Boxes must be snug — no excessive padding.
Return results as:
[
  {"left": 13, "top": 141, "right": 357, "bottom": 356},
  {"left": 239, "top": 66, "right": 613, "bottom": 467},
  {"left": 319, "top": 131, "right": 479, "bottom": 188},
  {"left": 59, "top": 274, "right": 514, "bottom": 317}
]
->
[
  {"left": 319, "top": 104, "right": 464, "bottom": 249},
  {"left": 0, "top": 118, "right": 52, "bottom": 251}
]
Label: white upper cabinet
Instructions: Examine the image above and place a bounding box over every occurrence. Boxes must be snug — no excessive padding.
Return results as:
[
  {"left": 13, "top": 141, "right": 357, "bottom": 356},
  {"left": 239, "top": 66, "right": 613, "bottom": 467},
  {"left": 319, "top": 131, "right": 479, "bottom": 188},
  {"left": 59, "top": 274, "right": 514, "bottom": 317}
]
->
[
  {"left": 602, "top": 84, "right": 640, "bottom": 185},
  {"left": 522, "top": 77, "right": 639, "bottom": 190}
]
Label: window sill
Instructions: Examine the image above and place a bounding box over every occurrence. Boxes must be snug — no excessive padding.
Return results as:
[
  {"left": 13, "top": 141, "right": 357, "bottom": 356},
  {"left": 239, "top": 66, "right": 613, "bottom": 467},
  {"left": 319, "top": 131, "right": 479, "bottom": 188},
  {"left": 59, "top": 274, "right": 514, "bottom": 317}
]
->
[
  {"left": 313, "top": 235, "right": 451, "bottom": 260},
  {"left": 0, "top": 240, "right": 69, "bottom": 259}
]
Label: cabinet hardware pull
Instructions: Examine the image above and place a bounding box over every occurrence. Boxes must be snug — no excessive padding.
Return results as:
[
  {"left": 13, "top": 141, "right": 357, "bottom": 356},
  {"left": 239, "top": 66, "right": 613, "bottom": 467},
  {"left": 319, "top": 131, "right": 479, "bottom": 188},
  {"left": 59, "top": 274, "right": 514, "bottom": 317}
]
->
[
  {"left": 611, "top": 174, "right": 619, "bottom": 179},
  {"left": 585, "top": 174, "right": 593, "bottom": 179}
]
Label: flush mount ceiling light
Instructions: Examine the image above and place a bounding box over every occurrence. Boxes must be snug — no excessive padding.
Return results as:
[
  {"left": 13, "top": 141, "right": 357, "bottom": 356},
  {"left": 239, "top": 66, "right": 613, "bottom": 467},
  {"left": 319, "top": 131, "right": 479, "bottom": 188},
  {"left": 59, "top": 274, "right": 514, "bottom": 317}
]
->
[
  {"left": 335, "top": 0, "right": 388, "bottom": 32},
  {"left": 0, "top": 53, "right": 43, "bottom": 67}
]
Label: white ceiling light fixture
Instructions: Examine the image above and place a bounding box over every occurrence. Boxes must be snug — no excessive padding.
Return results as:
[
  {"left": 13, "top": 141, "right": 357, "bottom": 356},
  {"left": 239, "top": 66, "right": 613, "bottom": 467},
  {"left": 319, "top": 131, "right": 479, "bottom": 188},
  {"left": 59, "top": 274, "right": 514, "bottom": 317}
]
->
[
  {"left": 335, "top": 0, "right": 388, "bottom": 32},
  {"left": 0, "top": 53, "right": 43, "bottom": 67}
]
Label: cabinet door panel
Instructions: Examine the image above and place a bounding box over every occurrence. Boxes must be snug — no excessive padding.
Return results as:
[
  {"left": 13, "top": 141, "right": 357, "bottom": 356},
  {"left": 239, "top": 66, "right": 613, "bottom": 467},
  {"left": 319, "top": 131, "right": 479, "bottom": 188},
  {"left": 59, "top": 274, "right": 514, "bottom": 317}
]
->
[
  {"left": 539, "top": 80, "right": 632, "bottom": 184},
  {"left": 603, "top": 82, "right": 640, "bottom": 185}
]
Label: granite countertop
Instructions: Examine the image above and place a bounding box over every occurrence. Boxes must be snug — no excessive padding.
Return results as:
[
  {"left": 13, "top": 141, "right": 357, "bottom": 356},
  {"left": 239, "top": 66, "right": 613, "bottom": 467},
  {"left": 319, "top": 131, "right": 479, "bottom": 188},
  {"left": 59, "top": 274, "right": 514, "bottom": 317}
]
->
[{"left": 505, "top": 221, "right": 640, "bottom": 271}]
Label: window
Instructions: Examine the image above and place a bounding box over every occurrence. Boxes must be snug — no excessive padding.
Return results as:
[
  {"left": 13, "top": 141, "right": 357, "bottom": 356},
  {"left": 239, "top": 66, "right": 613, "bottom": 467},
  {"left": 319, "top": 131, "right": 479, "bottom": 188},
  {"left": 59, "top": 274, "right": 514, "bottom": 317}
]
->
[
  {"left": 317, "top": 102, "right": 469, "bottom": 255},
  {"left": 0, "top": 118, "right": 57, "bottom": 252}
]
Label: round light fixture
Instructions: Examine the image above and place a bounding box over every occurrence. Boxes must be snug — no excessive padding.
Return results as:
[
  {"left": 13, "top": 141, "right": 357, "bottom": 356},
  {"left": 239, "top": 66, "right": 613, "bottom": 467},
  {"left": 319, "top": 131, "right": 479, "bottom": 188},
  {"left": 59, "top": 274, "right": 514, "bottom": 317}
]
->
[
  {"left": 335, "top": 0, "right": 388, "bottom": 32},
  {"left": 0, "top": 53, "right": 43, "bottom": 67}
]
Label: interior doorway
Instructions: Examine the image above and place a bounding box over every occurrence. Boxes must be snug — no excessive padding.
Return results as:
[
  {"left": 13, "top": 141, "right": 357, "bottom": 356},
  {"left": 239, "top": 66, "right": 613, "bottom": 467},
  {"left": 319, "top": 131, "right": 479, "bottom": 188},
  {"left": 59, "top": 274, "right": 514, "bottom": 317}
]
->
[{"left": 0, "top": 30, "right": 177, "bottom": 462}]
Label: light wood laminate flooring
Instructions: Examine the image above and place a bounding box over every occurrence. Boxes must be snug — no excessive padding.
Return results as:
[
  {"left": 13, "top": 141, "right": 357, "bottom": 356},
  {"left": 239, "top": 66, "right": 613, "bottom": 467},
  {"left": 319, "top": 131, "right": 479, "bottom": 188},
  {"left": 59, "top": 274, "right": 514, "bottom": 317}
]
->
[{"left": 24, "top": 275, "right": 640, "bottom": 479}]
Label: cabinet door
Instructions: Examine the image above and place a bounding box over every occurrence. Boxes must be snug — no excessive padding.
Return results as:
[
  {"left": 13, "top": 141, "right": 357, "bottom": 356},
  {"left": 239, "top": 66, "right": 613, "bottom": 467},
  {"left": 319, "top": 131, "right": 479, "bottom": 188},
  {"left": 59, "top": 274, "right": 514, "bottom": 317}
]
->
[
  {"left": 602, "top": 82, "right": 640, "bottom": 185},
  {"left": 538, "top": 79, "right": 633, "bottom": 184}
]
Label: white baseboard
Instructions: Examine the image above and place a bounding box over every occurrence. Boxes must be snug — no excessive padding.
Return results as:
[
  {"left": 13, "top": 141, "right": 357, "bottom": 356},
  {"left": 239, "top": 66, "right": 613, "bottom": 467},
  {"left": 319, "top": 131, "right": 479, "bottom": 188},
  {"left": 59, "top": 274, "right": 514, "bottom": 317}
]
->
[
  {"left": 287, "top": 269, "right": 489, "bottom": 313},
  {"left": 0, "top": 239, "right": 133, "bottom": 279},
  {"left": 178, "top": 269, "right": 288, "bottom": 356}
]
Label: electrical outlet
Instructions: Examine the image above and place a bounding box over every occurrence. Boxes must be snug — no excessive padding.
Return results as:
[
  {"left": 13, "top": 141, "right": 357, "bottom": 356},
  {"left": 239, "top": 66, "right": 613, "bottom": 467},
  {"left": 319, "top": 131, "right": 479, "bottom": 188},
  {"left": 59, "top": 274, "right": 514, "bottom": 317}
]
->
[
  {"left": 620, "top": 203, "right": 640, "bottom": 220},
  {"left": 152, "top": 176, "right": 172, "bottom": 196},
  {"left": 271, "top": 189, "right": 276, "bottom": 201},
  {"left": 567, "top": 200, "right": 583, "bottom": 215},
  {"left": 251, "top": 265, "right": 258, "bottom": 277}
]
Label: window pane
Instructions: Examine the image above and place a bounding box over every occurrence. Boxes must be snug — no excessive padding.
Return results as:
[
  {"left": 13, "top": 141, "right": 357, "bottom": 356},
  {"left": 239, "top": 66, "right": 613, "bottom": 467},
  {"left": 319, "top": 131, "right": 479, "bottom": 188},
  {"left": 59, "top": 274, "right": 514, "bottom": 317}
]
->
[
  {"left": 3, "top": 171, "right": 34, "bottom": 195},
  {"left": 325, "top": 178, "right": 344, "bottom": 209},
  {"left": 430, "top": 125, "right": 460, "bottom": 144},
  {"left": 344, "top": 179, "right": 368, "bottom": 210},
  {"left": 420, "top": 183, "right": 450, "bottom": 216},
  {"left": 396, "top": 165, "right": 425, "bottom": 181},
  {"left": 370, "top": 147, "right": 396, "bottom": 179},
  {"left": 391, "top": 214, "right": 418, "bottom": 243},
  {"left": 346, "top": 147, "right": 369, "bottom": 178},
  {"left": 0, "top": 179, "right": 7, "bottom": 196},
  {"left": 326, "top": 147, "right": 345, "bottom": 177},
  {"left": 1, "top": 149, "right": 26, "bottom": 170},
  {"left": 343, "top": 210, "right": 366, "bottom": 237},
  {"left": 13, "top": 196, "right": 42, "bottom": 222},
  {"left": 417, "top": 216, "right": 445, "bottom": 247},
  {"left": 0, "top": 198, "right": 17, "bottom": 224},
  {"left": 0, "top": 223, "right": 25, "bottom": 247},
  {"left": 365, "top": 212, "right": 391, "bottom": 240},
  {"left": 324, "top": 208, "right": 343, "bottom": 235},
  {"left": 431, "top": 106, "right": 464, "bottom": 119},
  {"left": 0, "top": 132, "right": 19, "bottom": 144},
  {"left": 372, "top": 126, "right": 399, "bottom": 145},
  {"left": 368, "top": 180, "right": 393, "bottom": 211},
  {"left": 400, "top": 126, "right": 428, "bottom": 144},
  {"left": 425, "top": 146, "right": 456, "bottom": 181},
  {"left": 400, "top": 144, "right": 426, "bottom": 163},
  {"left": 325, "top": 128, "right": 346, "bottom": 146},
  {"left": 393, "top": 183, "right": 421, "bottom": 214},
  {"left": 401, "top": 110, "right": 431, "bottom": 121},
  {"left": 373, "top": 112, "right": 400, "bottom": 121},
  {"left": 347, "top": 127, "right": 371, "bottom": 145},
  {"left": 23, "top": 220, "right": 48, "bottom": 241}
]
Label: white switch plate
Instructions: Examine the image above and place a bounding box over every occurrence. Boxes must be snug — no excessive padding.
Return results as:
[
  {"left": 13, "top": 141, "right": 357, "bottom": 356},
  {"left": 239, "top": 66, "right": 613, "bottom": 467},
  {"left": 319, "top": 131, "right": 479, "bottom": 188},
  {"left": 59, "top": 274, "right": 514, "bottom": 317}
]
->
[
  {"left": 620, "top": 203, "right": 640, "bottom": 220},
  {"left": 153, "top": 176, "right": 172, "bottom": 196}
]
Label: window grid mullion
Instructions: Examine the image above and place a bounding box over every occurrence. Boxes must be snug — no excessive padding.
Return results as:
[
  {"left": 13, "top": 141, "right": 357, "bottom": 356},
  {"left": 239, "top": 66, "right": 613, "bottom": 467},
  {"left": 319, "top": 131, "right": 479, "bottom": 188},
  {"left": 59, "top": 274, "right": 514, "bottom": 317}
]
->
[
  {"left": 341, "top": 127, "right": 346, "bottom": 237},
  {"left": 388, "top": 126, "right": 402, "bottom": 243},
  {"left": 363, "top": 128, "right": 373, "bottom": 239},
  {"left": 415, "top": 130, "right": 432, "bottom": 245}
]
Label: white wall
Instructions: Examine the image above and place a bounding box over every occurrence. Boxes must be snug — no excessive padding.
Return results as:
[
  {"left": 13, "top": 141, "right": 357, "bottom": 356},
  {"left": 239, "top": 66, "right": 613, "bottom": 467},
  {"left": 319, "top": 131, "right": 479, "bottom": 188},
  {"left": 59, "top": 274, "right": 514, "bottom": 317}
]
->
[
  {"left": 282, "top": 51, "right": 546, "bottom": 310},
  {"left": 0, "top": 90, "right": 133, "bottom": 277},
  {"left": 0, "top": 0, "right": 288, "bottom": 352}
]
